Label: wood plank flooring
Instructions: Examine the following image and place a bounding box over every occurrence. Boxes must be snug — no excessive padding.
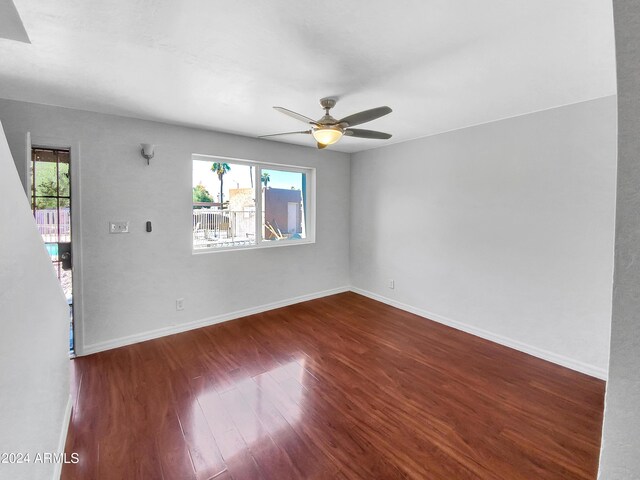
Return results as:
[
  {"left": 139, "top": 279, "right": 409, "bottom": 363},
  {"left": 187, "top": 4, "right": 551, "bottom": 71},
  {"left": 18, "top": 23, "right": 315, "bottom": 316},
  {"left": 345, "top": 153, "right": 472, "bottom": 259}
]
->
[{"left": 62, "top": 292, "right": 605, "bottom": 479}]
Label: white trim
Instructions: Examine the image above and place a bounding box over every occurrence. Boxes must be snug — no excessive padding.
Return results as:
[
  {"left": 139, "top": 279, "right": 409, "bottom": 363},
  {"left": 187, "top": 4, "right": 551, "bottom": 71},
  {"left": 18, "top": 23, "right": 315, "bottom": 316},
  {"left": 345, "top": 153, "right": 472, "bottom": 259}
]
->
[
  {"left": 349, "top": 287, "right": 608, "bottom": 380},
  {"left": 24, "top": 132, "right": 31, "bottom": 197},
  {"left": 254, "top": 163, "right": 262, "bottom": 245},
  {"left": 52, "top": 394, "right": 73, "bottom": 480},
  {"left": 193, "top": 153, "right": 314, "bottom": 170},
  {"left": 70, "top": 142, "right": 85, "bottom": 355},
  {"left": 193, "top": 238, "right": 315, "bottom": 254},
  {"left": 80, "top": 282, "right": 607, "bottom": 380},
  {"left": 191, "top": 156, "right": 316, "bottom": 254},
  {"left": 82, "top": 286, "right": 350, "bottom": 355}
]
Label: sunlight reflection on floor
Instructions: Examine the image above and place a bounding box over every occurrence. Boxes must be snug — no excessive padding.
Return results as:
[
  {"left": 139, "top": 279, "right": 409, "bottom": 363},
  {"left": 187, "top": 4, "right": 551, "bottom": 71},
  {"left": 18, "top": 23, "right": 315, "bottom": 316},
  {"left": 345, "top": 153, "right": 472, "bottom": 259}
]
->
[{"left": 193, "top": 358, "right": 308, "bottom": 460}]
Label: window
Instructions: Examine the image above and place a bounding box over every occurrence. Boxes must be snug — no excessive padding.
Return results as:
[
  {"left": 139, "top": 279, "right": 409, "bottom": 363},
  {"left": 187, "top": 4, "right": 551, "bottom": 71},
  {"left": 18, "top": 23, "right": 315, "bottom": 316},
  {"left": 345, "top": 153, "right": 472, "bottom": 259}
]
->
[{"left": 192, "top": 155, "right": 315, "bottom": 252}]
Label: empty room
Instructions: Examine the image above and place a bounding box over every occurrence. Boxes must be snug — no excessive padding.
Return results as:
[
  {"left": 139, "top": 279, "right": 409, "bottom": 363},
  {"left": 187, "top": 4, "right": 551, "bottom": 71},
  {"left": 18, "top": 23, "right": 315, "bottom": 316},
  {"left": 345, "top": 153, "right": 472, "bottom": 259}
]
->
[{"left": 1, "top": 1, "right": 639, "bottom": 479}]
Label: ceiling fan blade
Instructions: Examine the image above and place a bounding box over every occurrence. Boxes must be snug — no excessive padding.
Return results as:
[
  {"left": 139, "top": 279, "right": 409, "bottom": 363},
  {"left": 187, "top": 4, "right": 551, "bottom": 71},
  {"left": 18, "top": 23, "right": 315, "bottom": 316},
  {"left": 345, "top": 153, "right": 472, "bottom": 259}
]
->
[
  {"left": 344, "top": 128, "right": 392, "bottom": 139},
  {"left": 317, "top": 142, "right": 328, "bottom": 149},
  {"left": 339, "top": 106, "right": 392, "bottom": 127},
  {"left": 259, "top": 130, "right": 311, "bottom": 138},
  {"left": 273, "top": 107, "right": 318, "bottom": 125}
]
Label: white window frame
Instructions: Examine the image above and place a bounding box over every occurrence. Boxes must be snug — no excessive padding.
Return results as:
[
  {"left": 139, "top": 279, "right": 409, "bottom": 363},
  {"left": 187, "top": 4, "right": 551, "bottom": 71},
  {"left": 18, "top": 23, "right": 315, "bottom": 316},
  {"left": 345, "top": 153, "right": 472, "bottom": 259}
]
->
[{"left": 192, "top": 154, "right": 316, "bottom": 254}]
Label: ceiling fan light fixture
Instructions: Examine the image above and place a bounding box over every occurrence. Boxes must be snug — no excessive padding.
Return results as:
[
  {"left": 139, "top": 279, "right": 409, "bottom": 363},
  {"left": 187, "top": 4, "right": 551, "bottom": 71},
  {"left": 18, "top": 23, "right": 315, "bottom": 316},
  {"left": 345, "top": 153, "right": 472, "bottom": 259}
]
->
[
  {"left": 312, "top": 126, "right": 343, "bottom": 146},
  {"left": 264, "top": 99, "right": 392, "bottom": 147}
]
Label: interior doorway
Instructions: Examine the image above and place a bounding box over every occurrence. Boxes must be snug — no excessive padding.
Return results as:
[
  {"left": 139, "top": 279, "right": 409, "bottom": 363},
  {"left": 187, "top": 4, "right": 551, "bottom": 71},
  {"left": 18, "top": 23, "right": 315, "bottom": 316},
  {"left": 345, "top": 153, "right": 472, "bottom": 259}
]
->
[{"left": 30, "top": 147, "right": 74, "bottom": 355}]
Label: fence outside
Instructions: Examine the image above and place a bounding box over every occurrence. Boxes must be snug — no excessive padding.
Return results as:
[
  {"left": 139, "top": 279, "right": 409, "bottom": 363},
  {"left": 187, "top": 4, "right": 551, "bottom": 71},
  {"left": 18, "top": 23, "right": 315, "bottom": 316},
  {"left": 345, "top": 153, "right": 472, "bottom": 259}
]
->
[
  {"left": 34, "top": 207, "right": 71, "bottom": 243},
  {"left": 193, "top": 209, "right": 257, "bottom": 248}
]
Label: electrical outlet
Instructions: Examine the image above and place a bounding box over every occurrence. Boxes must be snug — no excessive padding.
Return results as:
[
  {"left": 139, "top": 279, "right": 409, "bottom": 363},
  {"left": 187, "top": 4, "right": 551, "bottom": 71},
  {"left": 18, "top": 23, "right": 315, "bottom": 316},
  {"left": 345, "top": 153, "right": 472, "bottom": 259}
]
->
[
  {"left": 388, "top": 279, "right": 395, "bottom": 290},
  {"left": 109, "top": 221, "right": 129, "bottom": 233},
  {"left": 176, "top": 298, "right": 184, "bottom": 311}
]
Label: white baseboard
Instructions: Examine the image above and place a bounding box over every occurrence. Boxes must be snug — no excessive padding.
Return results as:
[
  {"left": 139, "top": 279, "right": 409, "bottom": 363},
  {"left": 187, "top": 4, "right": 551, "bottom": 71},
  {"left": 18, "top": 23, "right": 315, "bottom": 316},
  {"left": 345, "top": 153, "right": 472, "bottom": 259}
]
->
[
  {"left": 53, "top": 394, "right": 73, "bottom": 480},
  {"left": 81, "top": 286, "right": 350, "bottom": 355},
  {"left": 79, "top": 283, "right": 607, "bottom": 380},
  {"left": 350, "top": 287, "right": 608, "bottom": 380}
]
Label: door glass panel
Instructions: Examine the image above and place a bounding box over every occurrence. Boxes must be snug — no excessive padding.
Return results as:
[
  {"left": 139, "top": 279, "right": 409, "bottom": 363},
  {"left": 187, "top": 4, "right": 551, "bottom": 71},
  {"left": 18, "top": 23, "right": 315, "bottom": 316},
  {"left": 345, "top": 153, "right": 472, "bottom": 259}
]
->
[
  {"left": 32, "top": 147, "right": 74, "bottom": 355},
  {"left": 34, "top": 159, "right": 58, "bottom": 201},
  {"left": 34, "top": 198, "right": 59, "bottom": 242},
  {"left": 58, "top": 156, "right": 70, "bottom": 197},
  {"left": 59, "top": 197, "right": 71, "bottom": 242}
]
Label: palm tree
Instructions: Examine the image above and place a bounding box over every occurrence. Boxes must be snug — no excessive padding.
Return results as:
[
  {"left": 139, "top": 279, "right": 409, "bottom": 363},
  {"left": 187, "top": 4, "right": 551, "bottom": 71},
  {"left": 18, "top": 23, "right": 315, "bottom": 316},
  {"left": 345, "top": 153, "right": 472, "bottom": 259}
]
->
[
  {"left": 261, "top": 172, "right": 270, "bottom": 189},
  {"left": 211, "top": 162, "right": 230, "bottom": 209}
]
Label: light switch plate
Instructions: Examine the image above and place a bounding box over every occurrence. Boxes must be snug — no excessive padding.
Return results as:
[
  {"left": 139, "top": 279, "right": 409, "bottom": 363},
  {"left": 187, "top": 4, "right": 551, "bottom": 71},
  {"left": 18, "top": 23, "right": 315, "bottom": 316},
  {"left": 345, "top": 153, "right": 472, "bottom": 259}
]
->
[{"left": 109, "top": 221, "right": 129, "bottom": 233}]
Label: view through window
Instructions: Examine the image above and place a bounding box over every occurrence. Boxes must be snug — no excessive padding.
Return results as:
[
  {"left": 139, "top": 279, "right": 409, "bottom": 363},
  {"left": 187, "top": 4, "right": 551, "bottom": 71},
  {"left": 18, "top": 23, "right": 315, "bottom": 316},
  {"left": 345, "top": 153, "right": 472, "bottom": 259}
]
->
[
  {"left": 31, "top": 147, "right": 74, "bottom": 353},
  {"left": 192, "top": 157, "right": 313, "bottom": 251}
]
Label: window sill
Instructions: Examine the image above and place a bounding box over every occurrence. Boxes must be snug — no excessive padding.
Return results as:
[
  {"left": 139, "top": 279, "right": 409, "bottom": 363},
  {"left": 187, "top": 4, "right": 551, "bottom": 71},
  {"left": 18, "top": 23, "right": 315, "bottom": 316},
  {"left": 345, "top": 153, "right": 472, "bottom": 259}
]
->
[{"left": 192, "top": 238, "right": 315, "bottom": 255}]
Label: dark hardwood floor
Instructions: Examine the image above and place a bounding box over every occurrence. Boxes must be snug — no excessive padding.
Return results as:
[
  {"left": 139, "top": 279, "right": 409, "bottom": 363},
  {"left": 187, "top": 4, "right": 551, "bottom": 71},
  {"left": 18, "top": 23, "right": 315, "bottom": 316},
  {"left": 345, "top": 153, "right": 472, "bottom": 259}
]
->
[{"left": 62, "top": 292, "right": 605, "bottom": 479}]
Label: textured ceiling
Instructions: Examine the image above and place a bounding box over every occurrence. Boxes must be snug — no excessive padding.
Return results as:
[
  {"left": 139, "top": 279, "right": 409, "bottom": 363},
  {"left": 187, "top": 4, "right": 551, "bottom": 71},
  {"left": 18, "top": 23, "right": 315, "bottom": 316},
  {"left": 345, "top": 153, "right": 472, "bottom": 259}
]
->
[{"left": 0, "top": 0, "right": 616, "bottom": 153}]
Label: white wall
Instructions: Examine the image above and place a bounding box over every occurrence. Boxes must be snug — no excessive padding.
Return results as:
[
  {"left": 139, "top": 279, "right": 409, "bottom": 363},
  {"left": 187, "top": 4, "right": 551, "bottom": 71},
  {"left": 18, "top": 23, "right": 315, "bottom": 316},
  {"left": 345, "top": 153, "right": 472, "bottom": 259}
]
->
[
  {"left": 350, "top": 96, "right": 617, "bottom": 377},
  {"left": 0, "top": 94, "right": 616, "bottom": 379},
  {"left": 0, "top": 121, "right": 70, "bottom": 480},
  {"left": 599, "top": 0, "right": 640, "bottom": 476},
  {"left": 0, "top": 99, "right": 351, "bottom": 355}
]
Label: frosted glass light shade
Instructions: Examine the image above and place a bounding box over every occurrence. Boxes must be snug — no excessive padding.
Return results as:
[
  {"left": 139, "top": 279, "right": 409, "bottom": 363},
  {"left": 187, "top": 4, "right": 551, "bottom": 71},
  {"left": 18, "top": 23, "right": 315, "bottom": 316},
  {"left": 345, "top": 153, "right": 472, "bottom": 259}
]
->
[{"left": 312, "top": 127, "right": 343, "bottom": 146}]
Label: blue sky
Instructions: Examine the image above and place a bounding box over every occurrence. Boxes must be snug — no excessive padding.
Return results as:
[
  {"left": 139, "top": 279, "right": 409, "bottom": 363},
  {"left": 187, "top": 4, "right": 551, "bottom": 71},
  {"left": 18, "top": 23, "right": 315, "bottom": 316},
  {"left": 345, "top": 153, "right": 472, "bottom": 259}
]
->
[{"left": 193, "top": 160, "right": 302, "bottom": 200}]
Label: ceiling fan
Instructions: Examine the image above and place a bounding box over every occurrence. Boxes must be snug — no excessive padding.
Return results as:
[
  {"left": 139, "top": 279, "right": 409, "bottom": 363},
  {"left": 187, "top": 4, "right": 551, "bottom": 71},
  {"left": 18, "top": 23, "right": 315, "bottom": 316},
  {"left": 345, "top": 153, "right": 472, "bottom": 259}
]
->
[{"left": 259, "top": 98, "right": 392, "bottom": 149}]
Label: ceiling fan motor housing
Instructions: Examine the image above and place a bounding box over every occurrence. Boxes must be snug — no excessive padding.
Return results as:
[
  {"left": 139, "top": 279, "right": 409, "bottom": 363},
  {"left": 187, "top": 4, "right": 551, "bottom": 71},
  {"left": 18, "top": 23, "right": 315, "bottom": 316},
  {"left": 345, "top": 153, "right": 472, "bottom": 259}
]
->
[
  {"left": 319, "top": 97, "right": 337, "bottom": 111},
  {"left": 317, "top": 114, "right": 340, "bottom": 126}
]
